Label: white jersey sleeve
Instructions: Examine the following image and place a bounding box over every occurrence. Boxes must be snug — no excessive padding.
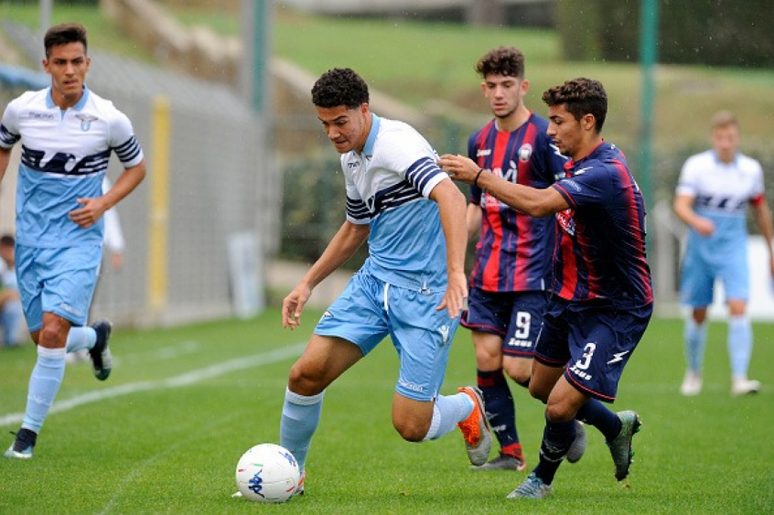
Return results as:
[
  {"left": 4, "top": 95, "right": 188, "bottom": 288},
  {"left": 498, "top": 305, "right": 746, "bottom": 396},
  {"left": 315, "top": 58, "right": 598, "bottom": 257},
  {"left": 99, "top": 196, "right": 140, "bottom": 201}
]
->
[
  {"left": 0, "top": 91, "right": 31, "bottom": 148},
  {"left": 104, "top": 102, "right": 144, "bottom": 168},
  {"left": 376, "top": 122, "right": 447, "bottom": 199}
]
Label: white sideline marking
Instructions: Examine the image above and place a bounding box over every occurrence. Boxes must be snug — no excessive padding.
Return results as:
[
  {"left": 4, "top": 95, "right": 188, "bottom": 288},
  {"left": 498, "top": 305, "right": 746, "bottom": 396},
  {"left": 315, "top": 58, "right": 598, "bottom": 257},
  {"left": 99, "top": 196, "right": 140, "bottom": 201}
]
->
[
  {"left": 0, "top": 342, "right": 305, "bottom": 428},
  {"left": 113, "top": 340, "right": 202, "bottom": 365}
]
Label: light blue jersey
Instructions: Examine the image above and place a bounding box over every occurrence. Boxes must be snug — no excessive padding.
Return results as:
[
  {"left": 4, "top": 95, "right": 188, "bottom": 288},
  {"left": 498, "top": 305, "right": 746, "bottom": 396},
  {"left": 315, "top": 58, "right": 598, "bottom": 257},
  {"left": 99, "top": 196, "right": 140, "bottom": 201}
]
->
[
  {"left": 677, "top": 149, "right": 764, "bottom": 304},
  {"left": 342, "top": 114, "right": 449, "bottom": 292},
  {"left": 316, "top": 114, "right": 459, "bottom": 401},
  {"left": 0, "top": 86, "right": 143, "bottom": 248}
]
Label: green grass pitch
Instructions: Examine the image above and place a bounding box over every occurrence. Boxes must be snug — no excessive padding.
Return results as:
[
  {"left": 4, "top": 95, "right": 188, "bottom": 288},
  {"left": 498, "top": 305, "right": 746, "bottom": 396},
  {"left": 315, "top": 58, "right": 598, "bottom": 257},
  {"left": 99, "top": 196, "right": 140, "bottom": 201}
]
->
[{"left": 0, "top": 309, "right": 772, "bottom": 514}]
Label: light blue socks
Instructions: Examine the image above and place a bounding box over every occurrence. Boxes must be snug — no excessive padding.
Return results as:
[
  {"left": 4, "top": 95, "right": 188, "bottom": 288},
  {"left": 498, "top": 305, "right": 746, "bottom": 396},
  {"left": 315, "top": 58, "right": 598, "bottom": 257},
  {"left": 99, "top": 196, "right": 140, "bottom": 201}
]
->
[
  {"left": 422, "top": 392, "right": 473, "bottom": 441},
  {"left": 684, "top": 317, "right": 708, "bottom": 373},
  {"left": 280, "top": 388, "right": 325, "bottom": 474},
  {"left": 728, "top": 315, "right": 752, "bottom": 378},
  {"left": 64, "top": 326, "right": 97, "bottom": 353},
  {"left": 22, "top": 346, "right": 66, "bottom": 433}
]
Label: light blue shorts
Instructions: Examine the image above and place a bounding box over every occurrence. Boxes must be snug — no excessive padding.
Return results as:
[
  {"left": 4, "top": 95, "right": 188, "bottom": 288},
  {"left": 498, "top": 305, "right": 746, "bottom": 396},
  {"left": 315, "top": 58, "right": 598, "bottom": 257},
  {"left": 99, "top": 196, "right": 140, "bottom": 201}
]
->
[
  {"left": 680, "top": 244, "right": 749, "bottom": 306},
  {"left": 315, "top": 268, "right": 460, "bottom": 402},
  {"left": 16, "top": 244, "right": 102, "bottom": 331}
]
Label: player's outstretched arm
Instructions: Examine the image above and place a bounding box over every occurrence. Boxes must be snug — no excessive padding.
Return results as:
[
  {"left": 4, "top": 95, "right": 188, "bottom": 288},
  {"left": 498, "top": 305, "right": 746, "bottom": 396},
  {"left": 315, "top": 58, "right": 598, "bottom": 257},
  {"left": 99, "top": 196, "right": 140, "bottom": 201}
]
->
[
  {"left": 439, "top": 153, "right": 566, "bottom": 217},
  {"left": 282, "top": 221, "right": 369, "bottom": 329}
]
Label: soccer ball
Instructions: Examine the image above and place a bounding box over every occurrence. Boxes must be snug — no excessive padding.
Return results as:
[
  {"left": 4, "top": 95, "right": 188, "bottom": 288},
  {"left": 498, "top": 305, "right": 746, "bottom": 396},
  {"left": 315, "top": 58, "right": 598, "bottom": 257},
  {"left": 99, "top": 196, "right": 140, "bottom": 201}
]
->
[{"left": 235, "top": 443, "right": 301, "bottom": 503}]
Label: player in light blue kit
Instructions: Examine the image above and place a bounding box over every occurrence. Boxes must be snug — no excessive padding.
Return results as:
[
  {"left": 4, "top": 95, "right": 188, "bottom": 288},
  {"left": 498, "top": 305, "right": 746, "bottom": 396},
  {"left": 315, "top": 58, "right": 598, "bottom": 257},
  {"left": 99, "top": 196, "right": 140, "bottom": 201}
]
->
[
  {"left": 674, "top": 110, "right": 774, "bottom": 397},
  {"left": 264, "top": 68, "right": 491, "bottom": 497},
  {"left": 0, "top": 23, "right": 146, "bottom": 458}
]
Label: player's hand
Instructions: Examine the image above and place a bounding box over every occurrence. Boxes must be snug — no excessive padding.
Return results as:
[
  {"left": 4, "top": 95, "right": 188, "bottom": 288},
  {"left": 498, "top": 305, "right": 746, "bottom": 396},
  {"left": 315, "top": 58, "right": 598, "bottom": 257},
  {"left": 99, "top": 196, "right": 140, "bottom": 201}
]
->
[
  {"left": 436, "top": 270, "right": 468, "bottom": 319},
  {"left": 438, "top": 154, "right": 480, "bottom": 184},
  {"left": 693, "top": 217, "right": 715, "bottom": 237},
  {"left": 282, "top": 283, "right": 313, "bottom": 330},
  {"left": 69, "top": 197, "right": 108, "bottom": 229}
]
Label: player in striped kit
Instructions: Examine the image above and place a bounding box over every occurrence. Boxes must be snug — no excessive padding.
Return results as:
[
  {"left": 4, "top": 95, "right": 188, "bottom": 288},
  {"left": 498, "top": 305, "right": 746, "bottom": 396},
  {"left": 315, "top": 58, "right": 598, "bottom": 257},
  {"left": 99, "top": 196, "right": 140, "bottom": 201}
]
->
[
  {"left": 441, "top": 77, "right": 652, "bottom": 498},
  {"left": 460, "top": 46, "right": 585, "bottom": 471},
  {"left": 0, "top": 23, "right": 146, "bottom": 459},
  {"left": 265, "top": 68, "right": 491, "bottom": 497},
  {"left": 674, "top": 111, "right": 773, "bottom": 396}
]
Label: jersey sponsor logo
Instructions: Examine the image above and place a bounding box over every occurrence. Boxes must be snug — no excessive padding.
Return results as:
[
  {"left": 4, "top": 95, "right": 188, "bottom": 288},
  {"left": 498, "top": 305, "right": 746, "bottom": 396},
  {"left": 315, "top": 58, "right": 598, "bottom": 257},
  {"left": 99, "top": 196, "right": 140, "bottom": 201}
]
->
[
  {"left": 76, "top": 114, "right": 99, "bottom": 132},
  {"left": 23, "top": 111, "right": 55, "bottom": 121},
  {"left": 501, "top": 160, "right": 518, "bottom": 182},
  {"left": 476, "top": 148, "right": 492, "bottom": 157},
  {"left": 59, "top": 302, "right": 82, "bottom": 317},
  {"left": 518, "top": 143, "right": 533, "bottom": 162},
  {"left": 398, "top": 379, "right": 425, "bottom": 393},
  {"left": 563, "top": 178, "right": 583, "bottom": 192},
  {"left": 569, "top": 364, "right": 593, "bottom": 381},
  {"left": 556, "top": 209, "right": 576, "bottom": 236},
  {"left": 506, "top": 337, "right": 533, "bottom": 348}
]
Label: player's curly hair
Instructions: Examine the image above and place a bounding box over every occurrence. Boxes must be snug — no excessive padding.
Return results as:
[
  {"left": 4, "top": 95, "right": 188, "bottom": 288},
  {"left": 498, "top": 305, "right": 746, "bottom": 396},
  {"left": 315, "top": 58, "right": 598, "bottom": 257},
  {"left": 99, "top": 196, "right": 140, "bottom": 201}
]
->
[
  {"left": 542, "top": 78, "right": 608, "bottom": 133},
  {"left": 475, "top": 46, "right": 525, "bottom": 79},
  {"left": 44, "top": 22, "right": 88, "bottom": 58},
  {"left": 311, "top": 68, "right": 370, "bottom": 109}
]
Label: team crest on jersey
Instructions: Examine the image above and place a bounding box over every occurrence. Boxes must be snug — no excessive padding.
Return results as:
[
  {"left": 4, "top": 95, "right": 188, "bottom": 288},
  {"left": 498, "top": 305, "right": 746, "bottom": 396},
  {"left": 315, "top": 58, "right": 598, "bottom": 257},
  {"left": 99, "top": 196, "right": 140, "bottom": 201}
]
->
[
  {"left": 518, "top": 143, "right": 533, "bottom": 162},
  {"left": 76, "top": 114, "right": 98, "bottom": 132}
]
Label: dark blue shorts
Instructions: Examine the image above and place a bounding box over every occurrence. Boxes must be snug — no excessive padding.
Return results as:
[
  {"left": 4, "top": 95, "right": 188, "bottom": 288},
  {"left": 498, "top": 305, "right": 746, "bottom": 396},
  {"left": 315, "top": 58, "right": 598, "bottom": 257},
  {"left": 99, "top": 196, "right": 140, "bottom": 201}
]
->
[
  {"left": 461, "top": 288, "right": 550, "bottom": 358},
  {"left": 534, "top": 297, "right": 653, "bottom": 402}
]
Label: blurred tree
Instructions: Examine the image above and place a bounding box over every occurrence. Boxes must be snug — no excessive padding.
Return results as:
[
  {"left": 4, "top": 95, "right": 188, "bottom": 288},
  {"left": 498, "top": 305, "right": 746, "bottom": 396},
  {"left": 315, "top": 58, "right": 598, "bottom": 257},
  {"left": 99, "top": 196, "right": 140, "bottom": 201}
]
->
[{"left": 556, "top": 0, "right": 774, "bottom": 68}]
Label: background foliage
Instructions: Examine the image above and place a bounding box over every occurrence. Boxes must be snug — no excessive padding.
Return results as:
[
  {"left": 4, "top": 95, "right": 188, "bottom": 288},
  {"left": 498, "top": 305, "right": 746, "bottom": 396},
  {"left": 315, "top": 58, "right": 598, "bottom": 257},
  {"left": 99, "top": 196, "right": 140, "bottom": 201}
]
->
[{"left": 556, "top": 0, "right": 774, "bottom": 67}]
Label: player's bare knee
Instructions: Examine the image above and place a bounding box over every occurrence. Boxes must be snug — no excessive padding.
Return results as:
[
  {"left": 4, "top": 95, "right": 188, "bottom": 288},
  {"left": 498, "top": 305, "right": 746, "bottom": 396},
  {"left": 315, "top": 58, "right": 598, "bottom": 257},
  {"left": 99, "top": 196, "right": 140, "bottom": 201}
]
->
[
  {"left": 545, "top": 402, "right": 574, "bottom": 423},
  {"left": 393, "top": 418, "right": 429, "bottom": 442},
  {"left": 528, "top": 382, "right": 550, "bottom": 403},
  {"left": 37, "top": 325, "right": 65, "bottom": 349},
  {"left": 287, "top": 363, "right": 324, "bottom": 396},
  {"left": 504, "top": 365, "right": 530, "bottom": 385}
]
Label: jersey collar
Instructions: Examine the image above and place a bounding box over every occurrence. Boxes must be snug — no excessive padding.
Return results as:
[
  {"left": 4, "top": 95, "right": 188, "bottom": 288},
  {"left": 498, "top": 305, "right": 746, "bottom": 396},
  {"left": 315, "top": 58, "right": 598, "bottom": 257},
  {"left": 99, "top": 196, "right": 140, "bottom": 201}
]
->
[
  {"left": 712, "top": 151, "right": 739, "bottom": 167},
  {"left": 45, "top": 85, "right": 90, "bottom": 110},
  {"left": 362, "top": 114, "right": 381, "bottom": 159}
]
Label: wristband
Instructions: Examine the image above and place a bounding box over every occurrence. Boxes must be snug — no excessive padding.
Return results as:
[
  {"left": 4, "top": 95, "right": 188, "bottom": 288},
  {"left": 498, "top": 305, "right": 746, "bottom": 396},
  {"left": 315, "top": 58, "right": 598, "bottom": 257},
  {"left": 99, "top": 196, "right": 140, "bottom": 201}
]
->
[{"left": 473, "top": 168, "right": 485, "bottom": 188}]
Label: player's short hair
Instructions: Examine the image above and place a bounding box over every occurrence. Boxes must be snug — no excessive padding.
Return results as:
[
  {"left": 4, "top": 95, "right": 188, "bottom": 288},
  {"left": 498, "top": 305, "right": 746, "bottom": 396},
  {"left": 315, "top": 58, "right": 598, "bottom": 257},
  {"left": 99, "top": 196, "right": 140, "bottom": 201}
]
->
[
  {"left": 311, "top": 68, "right": 370, "bottom": 109},
  {"left": 542, "top": 77, "right": 608, "bottom": 133},
  {"left": 710, "top": 110, "right": 738, "bottom": 130},
  {"left": 44, "top": 22, "right": 88, "bottom": 58},
  {"left": 475, "top": 46, "right": 525, "bottom": 79}
]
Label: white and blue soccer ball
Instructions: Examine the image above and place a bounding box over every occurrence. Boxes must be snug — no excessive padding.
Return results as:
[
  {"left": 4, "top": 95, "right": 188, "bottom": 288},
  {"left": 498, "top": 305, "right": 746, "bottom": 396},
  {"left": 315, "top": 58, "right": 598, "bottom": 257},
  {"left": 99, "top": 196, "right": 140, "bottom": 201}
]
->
[{"left": 235, "top": 443, "right": 301, "bottom": 503}]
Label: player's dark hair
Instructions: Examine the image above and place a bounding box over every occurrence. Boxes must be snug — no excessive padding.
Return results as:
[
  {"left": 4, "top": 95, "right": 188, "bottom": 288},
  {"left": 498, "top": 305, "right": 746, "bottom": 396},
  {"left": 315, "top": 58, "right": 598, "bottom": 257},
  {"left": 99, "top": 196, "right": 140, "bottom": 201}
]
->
[
  {"left": 311, "top": 68, "right": 370, "bottom": 109},
  {"left": 44, "top": 22, "right": 88, "bottom": 58},
  {"left": 0, "top": 234, "right": 14, "bottom": 247},
  {"left": 542, "top": 78, "right": 607, "bottom": 132},
  {"left": 475, "top": 46, "right": 525, "bottom": 80}
]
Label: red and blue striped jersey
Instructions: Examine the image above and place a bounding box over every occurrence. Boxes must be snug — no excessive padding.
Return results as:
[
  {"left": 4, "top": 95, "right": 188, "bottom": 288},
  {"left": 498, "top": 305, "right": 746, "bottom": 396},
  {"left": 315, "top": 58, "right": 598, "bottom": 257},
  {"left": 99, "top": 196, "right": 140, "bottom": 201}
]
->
[
  {"left": 467, "top": 113, "right": 566, "bottom": 292},
  {"left": 551, "top": 141, "right": 653, "bottom": 307}
]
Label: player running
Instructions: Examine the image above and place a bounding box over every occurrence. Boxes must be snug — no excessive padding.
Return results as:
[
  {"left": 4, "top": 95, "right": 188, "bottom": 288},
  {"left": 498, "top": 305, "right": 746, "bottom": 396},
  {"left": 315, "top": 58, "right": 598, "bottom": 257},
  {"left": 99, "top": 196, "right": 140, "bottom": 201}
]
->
[
  {"left": 441, "top": 77, "right": 652, "bottom": 499},
  {"left": 459, "top": 46, "right": 586, "bottom": 471}
]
